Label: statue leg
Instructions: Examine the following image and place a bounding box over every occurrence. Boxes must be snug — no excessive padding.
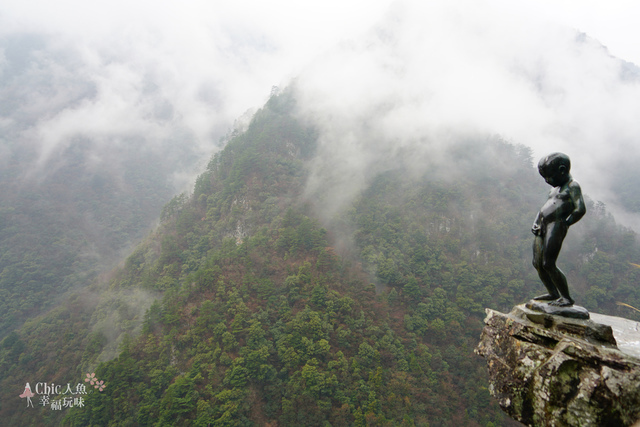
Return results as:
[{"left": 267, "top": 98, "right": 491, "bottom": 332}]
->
[
  {"left": 532, "top": 233, "right": 559, "bottom": 300},
  {"left": 542, "top": 221, "right": 574, "bottom": 307}
]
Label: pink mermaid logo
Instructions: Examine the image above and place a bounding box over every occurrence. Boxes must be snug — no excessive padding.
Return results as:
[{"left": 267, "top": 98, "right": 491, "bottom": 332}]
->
[{"left": 19, "top": 383, "right": 35, "bottom": 408}]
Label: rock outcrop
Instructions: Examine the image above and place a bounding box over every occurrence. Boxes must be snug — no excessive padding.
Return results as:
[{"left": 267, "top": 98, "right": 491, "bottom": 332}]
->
[{"left": 475, "top": 305, "right": 640, "bottom": 426}]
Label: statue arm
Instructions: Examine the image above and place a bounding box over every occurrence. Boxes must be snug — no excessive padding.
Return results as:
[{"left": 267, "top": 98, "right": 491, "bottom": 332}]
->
[
  {"left": 532, "top": 212, "right": 542, "bottom": 235},
  {"left": 565, "top": 181, "right": 586, "bottom": 226}
]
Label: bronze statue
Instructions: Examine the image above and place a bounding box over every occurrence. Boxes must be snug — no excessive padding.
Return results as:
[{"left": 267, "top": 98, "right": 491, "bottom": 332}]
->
[{"left": 531, "top": 153, "right": 586, "bottom": 307}]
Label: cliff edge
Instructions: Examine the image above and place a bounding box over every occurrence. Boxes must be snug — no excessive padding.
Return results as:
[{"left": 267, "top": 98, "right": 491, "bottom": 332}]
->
[{"left": 475, "top": 305, "right": 640, "bottom": 426}]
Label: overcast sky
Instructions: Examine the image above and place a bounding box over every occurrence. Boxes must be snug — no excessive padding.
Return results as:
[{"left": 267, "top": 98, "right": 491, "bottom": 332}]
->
[
  {"left": 2, "top": 0, "right": 640, "bottom": 224},
  {"left": 3, "top": 1, "right": 639, "bottom": 76},
  {"left": 3, "top": 0, "right": 639, "bottom": 133},
  {"left": 531, "top": 0, "right": 640, "bottom": 66},
  {"left": 288, "top": 0, "right": 640, "bottom": 225}
]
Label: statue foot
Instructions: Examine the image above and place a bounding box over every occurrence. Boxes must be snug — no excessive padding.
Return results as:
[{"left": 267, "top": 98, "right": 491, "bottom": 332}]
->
[
  {"left": 533, "top": 293, "right": 560, "bottom": 301},
  {"left": 549, "top": 297, "right": 574, "bottom": 307}
]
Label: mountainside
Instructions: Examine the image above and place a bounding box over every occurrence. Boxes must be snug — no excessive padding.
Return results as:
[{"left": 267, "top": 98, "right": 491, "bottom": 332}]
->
[
  {"left": 3, "top": 89, "right": 640, "bottom": 426},
  {"left": 0, "top": 136, "right": 179, "bottom": 337},
  {"left": 0, "top": 32, "right": 230, "bottom": 338}
]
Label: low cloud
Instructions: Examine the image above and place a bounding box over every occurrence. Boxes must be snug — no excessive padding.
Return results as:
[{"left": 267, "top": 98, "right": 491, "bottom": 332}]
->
[
  {"left": 295, "top": 0, "right": 640, "bottom": 227},
  {"left": 0, "top": 0, "right": 392, "bottom": 189},
  {"left": 2, "top": 0, "right": 640, "bottom": 227}
]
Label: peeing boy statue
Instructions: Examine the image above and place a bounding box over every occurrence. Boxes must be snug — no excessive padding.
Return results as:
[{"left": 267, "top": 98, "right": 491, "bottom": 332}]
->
[{"left": 531, "top": 152, "right": 586, "bottom": 307}]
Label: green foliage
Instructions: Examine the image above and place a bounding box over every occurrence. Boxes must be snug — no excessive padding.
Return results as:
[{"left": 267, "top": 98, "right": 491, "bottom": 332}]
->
[
  {"left": 5, "top": 89, "right": 640, "bottom": 427},
  {"left": 62, "top": 93, "right": 511, "bottom": 424},
  {"left": 0, "top": 136, "right": 177, "bottom": 339}
]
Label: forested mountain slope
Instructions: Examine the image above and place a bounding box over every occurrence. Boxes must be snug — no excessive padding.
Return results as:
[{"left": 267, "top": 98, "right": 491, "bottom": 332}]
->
[
  {"left": 0, "top": 33, "right": 217, "bottom": 338},
  {"left": 0, "top": 138, "right": 179, "bottom": 337},
  {"left": 2, "top": 90, "right": 640, "bottom": 426}
]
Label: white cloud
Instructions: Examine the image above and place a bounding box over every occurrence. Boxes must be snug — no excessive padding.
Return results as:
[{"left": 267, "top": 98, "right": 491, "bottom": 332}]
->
[
  {"left": 521, "top": 0, "right": 640, "bottom": 66},
  {"left": 0, "top": 0, "right": 393, "bottom": 182},
  {"left": 2, "top": 0, "right": 640, "bottom": 222},
  {"left": 295, "top": 0, "right": 640, "bottom": 225}
]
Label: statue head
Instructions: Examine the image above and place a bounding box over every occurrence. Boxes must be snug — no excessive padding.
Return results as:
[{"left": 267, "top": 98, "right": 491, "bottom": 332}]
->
[{"left": 538, "top": 152, "right": 571, "bottom": 187}]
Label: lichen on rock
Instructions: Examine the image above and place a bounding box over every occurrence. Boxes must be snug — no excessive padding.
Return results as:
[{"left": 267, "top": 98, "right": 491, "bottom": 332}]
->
[{"left": 475, "top": 305, "right": 640, "bottom": 426}]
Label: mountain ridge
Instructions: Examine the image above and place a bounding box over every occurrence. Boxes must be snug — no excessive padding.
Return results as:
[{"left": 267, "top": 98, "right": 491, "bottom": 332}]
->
[{"left": 3, "top": 89, "right": 640, "bottom": 426}]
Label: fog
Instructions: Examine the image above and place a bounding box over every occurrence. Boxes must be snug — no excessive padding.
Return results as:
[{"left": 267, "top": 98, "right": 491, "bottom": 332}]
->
[
  {"left": 2, "top": 0, "right": 640, "bottom": 224},
  {"left": 0, "top": 0, "right": 393, "bottom": 333},
  {"left": 294, "top": 0, "right": 640, "bottom": 227},
  {"left": 1, "top": 0, "right": 640, "bottom": 365},
  {"left": 0, "top": 0, "right": 391, "bottom": 189}
]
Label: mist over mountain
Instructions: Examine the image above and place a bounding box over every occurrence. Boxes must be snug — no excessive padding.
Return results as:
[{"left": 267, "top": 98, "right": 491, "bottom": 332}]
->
[
  {"left": 295, "top": 0, "right": 640, "bottom": 226},
  {"left": 0, "top": 32, "right": 208, "bottom": 334},
  {"left": 0, "top": 0, "right": 390, "bottom": 335},
  {"left": 2, "top": 86, "right": 636, "bottom": 425},
  {"left": 2, "top": 1, "right": 640, "bottom": 425}
]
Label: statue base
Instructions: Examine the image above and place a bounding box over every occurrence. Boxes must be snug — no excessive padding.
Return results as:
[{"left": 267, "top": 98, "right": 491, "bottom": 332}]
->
[
  {"left": 475, "top": 306, "right": 640, "bottom": 426},
  {"left": 526, "top": 300, "right": 589, "bottom": 320}
]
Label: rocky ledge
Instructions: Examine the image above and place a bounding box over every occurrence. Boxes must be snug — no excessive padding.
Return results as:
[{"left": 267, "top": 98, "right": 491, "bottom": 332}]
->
[{"left": 475, "top": 305, "right": 640, "bottom": 426}]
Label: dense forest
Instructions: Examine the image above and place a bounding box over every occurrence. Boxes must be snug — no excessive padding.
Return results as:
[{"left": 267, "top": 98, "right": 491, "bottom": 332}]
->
[
  {"left": 0, "top": 32, "right": 215, "bottom": 339},
  {"left": 0, "top": 138, "right": 182, "bottom": 336},
  {"left": 2, "top": 89, "right": 640, "bottom": 426}
]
